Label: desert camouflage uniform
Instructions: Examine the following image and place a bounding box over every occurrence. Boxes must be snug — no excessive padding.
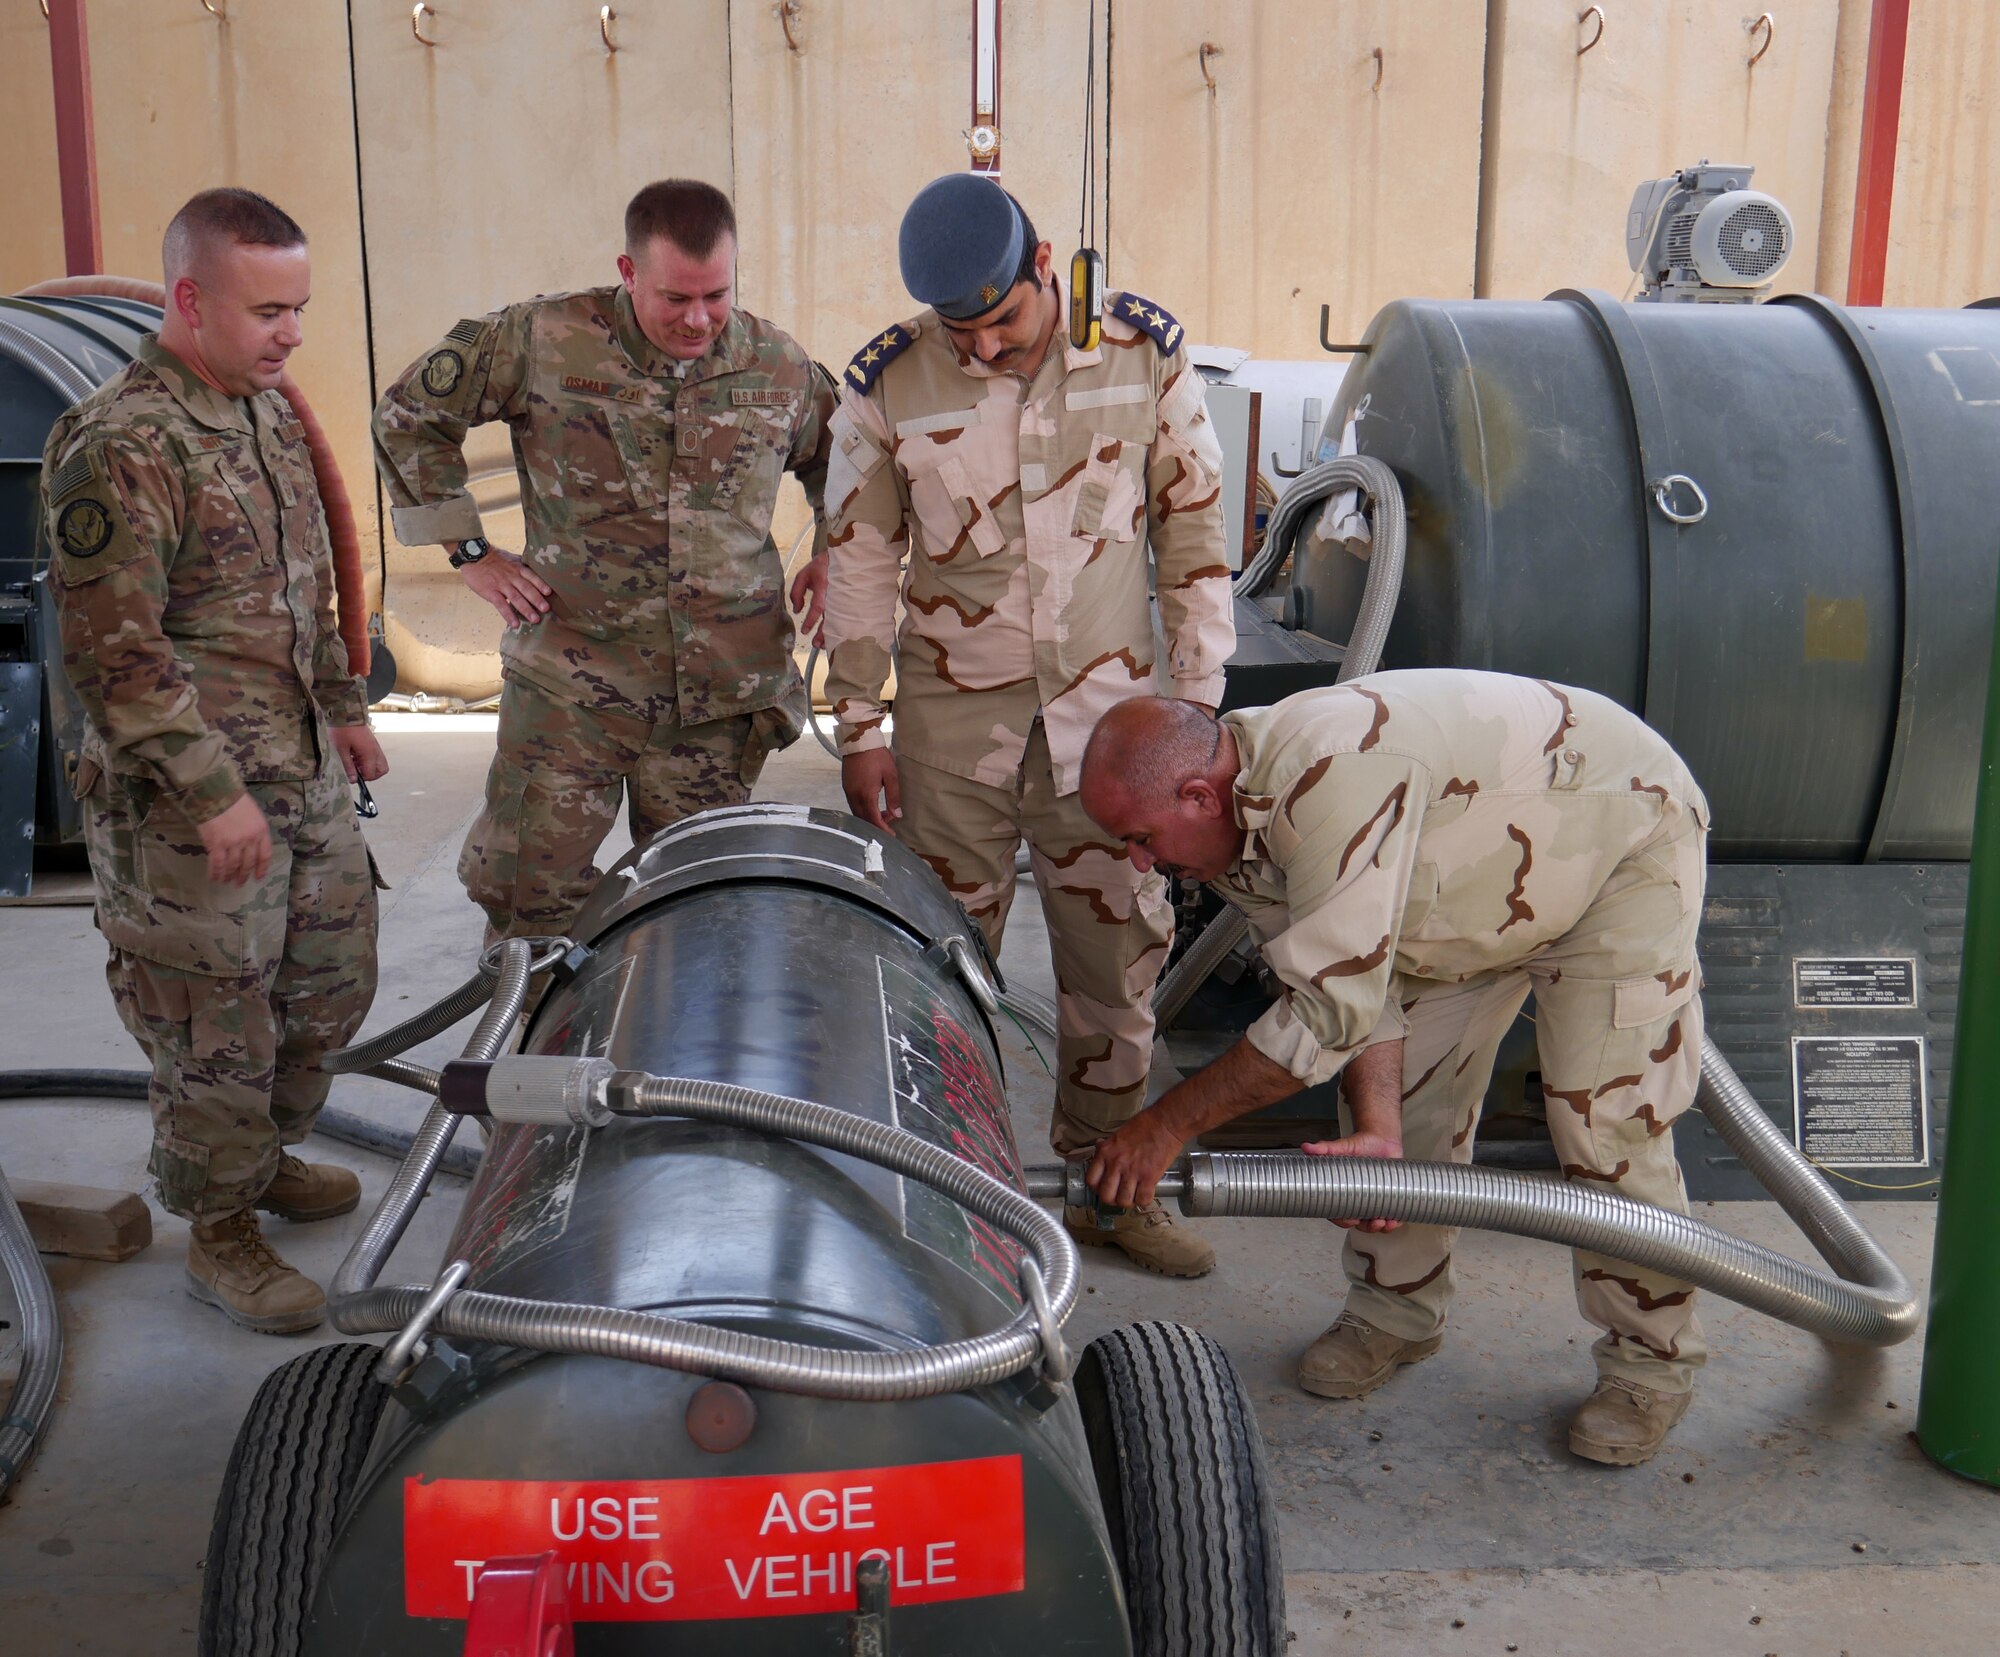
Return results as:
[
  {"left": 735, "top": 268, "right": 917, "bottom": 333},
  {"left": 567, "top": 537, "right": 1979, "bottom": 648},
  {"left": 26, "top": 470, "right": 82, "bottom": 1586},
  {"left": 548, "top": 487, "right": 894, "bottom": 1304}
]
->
[
  {"left": 824, "top": 294, "right": 1235, "bottom": 1153},
  {"left": 373, "top": 288, "right": 835, "bottom": 941},
  {"left": 1216, "top": 670, "right": 1710, "bottom": 1392},
  {"left": 42, "top": 338, "right": 378, "bottom": 1222}
]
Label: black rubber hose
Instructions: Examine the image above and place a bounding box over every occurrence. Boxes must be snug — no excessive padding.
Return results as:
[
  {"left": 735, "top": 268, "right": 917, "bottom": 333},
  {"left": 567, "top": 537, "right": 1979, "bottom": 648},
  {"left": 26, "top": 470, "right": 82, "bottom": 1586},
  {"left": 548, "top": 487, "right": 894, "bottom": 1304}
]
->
[{"left": 0, "top": 1069, "right": 478, "bottom": 1180}]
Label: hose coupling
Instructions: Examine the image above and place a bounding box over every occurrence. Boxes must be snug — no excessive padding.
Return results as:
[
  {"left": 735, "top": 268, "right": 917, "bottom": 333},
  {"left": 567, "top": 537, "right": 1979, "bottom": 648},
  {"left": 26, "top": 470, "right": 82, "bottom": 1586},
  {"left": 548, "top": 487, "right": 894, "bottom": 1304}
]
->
[{"left": 440, "top": 1056, "right": 616, "bottom": 1128}]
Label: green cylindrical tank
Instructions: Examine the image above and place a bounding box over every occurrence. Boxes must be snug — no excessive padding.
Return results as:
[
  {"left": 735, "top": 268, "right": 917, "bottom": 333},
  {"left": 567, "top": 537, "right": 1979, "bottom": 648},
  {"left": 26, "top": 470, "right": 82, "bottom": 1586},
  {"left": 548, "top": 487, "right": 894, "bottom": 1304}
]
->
[{"left": 1298, "top": 291, "right": 2000, "bottom": 863}]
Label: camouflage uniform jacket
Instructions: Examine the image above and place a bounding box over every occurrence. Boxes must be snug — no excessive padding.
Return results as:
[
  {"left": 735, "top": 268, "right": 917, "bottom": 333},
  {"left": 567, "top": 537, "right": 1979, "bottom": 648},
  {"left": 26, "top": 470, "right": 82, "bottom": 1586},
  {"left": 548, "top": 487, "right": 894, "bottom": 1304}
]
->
[
  {"left": 373, "top": 287, "right": 835, "bottom": 726},
  {"left": 41, "top": 336, "right": 367, "bottom": 825},
  {"left": 1215, "top": 671, "right": 1710, "bottom": 1085},
  {"left": 822, "top": 293, "right": 1235, "bottom": 795}
]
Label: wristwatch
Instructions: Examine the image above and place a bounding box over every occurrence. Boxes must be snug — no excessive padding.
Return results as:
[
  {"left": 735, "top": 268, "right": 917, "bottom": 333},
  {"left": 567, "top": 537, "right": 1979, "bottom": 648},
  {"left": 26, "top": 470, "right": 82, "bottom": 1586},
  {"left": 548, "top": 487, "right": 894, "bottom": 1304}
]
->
[{"left": 447, "top": 535, "right": 491, "bottom": 569}]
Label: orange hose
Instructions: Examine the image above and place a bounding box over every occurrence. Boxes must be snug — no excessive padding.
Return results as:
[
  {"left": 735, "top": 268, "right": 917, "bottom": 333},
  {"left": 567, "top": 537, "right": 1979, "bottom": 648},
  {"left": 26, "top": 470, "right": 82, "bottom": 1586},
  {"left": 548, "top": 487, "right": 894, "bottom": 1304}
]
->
[{"left": 16, "top": 275, "right": 371, "bottom": 678}]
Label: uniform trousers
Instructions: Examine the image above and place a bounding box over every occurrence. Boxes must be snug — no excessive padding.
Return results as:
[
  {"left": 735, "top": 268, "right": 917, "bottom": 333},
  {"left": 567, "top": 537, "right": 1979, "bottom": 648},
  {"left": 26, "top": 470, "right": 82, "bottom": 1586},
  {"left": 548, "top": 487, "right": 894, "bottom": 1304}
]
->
[
  {"left": 895, "top": 722, "right": 1174, "bottom": 1155},
  {"left": 81, "top": 755, "right": 378, "bottom": 1221},
  {"left": 460, "top": 671, "right": 773, "bottom": 945},
  {"left": 1339, "top": 811, "right": 1709, "bottom": 1392}
]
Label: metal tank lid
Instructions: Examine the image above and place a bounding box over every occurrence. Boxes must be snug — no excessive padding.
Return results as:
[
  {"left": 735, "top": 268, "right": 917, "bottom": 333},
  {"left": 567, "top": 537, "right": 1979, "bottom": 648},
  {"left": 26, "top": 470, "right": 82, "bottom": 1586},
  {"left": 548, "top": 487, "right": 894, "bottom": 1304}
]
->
[{"left": 566, "top": 802, "right": 997, "bottom": 973}]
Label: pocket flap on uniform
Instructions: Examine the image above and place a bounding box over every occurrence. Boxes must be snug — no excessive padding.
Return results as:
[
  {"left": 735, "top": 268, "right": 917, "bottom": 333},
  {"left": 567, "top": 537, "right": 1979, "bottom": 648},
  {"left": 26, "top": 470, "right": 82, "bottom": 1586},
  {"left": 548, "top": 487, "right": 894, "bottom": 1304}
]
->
[
  {"left": 1064, "top": 383, "right": 1150, "bottom": 412},
  {"left": 71, "top": 755, "right": 102, "bottom": 800},
  {"left": 94, "top": 875, "right": 248, "bottom": 977},
  {"left": 1612, "top": 961, "right": 1702, "bottom": 1030},
  {"left": 1398, "top": 862, "right": 1440, "bottom": 936}
]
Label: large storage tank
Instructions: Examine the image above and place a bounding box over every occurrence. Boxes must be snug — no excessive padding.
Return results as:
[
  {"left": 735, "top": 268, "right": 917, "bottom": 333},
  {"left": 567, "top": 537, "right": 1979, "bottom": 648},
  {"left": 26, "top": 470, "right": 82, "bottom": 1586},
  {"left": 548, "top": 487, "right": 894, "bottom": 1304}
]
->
[
  {"left": 1292, "top": 291, "right": 2000, "bottom": 863},
  {"left": 0, "top": 293, "right": 164, "bottom": 892}
]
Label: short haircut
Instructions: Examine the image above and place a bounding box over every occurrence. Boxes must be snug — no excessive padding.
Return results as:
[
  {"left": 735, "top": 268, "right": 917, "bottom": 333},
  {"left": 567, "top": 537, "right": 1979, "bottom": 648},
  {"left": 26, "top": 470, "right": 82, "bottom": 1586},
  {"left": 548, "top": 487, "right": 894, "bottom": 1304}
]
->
[
  {"left": 625, "top": 179, "right": 737, "bottom": 260},
  {"left": 1082, "top": 697, "right": 1224, "bottom": 811},
  {"left": 162, "top": 188, "right": 306, "bottom": 282}
]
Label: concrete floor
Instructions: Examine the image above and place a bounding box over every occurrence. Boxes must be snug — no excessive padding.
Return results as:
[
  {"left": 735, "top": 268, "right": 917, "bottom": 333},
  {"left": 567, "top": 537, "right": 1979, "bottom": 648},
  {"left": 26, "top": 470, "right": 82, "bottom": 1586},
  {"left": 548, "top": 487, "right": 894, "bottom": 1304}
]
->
[{"left": 2, "top": 717, "right": 1996, "bottom": 1654}]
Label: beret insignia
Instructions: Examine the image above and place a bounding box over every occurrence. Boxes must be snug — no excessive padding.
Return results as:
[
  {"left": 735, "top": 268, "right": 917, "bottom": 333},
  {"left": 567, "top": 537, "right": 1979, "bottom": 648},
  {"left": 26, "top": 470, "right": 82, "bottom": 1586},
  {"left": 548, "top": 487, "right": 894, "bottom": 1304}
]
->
[
  {"left": 1112, "top": 292, "right": 1184, "bottom": 354},
  {"left": 844, "top": 324, "right": 915, "bottom": 395},
  {"left": 421, "top": 348, "right": 464, "bottom": 397},
  {"left": 57, "top": 497, "right": 114, "bottom": 559}
]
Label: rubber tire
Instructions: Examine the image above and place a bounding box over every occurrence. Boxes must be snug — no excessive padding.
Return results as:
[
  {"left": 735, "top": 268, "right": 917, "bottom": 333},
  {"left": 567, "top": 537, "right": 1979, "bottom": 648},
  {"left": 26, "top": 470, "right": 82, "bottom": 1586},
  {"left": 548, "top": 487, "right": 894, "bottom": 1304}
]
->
[
  {"left": 199, "top": 1341, "right": 389, "bottom": 1657},
  {"left": 1074, "top": 1321, "right": 1287, "bottom": 1655}
]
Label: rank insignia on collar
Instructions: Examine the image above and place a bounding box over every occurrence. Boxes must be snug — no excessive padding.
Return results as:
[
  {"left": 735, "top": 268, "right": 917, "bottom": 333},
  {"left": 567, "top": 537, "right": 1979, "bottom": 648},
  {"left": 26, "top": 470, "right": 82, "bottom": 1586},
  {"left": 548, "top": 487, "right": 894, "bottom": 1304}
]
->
[
  {"left": 1113, "top": 292, "right": 1184, "bottom": 355},
  {"left": 844, "top": 323, "right": 914, "bottom": 394}
]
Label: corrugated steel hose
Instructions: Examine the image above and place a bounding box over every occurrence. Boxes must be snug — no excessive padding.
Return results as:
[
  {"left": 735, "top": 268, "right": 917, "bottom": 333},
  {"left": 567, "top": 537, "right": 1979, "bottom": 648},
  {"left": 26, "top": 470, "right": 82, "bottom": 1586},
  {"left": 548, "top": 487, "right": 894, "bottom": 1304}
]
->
[
  {"left": 0, "top": 1161, "right": 62, "bottom": 1501},
  {"left": 1052, "top": 1039, "right": 1917, "bottom": 1347}
]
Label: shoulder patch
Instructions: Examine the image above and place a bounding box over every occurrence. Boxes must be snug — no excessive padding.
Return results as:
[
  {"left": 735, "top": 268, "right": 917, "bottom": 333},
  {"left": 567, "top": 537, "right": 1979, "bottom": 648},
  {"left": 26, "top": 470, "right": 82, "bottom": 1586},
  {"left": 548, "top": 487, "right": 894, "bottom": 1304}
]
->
[
  {"left": 444, "top": 317, "right": 486, "bottom": 347},
  {"left": 1111, "top": 292, "right": 1184, "bottom": 355},
  {"left": 843, "top": 324, "right": 916, "bottom": 395}
]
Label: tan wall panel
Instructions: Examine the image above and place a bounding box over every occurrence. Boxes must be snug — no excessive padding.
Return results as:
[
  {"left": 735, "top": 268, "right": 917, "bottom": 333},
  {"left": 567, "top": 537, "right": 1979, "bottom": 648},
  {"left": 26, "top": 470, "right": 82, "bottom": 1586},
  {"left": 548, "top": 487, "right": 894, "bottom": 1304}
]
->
[
  {"left": 1479, "top": 0, "right": 1839, "bottom": 301},
  {"left": 71, "top": 2, "right": 378, "bottom": 614},
  {"left": 350, "top": 0, "right": 732, "bottom": 696},
  {"left": 1812, "top": 0, "right": 1873, "bottom": 302},
  {"left": 1107, "top": 0, "right": 1486, "bottom": 357},
  {"left": 0, "top": 10, "right": 65, "bottom": 292},
  {"left": 1884, "top": 2, "right": 2000, "bottom": 306}
]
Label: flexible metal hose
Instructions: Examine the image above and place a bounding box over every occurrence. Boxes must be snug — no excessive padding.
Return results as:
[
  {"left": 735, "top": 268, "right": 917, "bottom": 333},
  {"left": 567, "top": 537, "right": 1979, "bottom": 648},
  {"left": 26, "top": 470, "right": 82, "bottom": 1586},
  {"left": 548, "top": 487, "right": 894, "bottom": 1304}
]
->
[
  {"left": 0, "top": 1162, "right": 62, "bottom": 1501},
  {"left": 334, "top": 1068, "right": 1080, "bottom": 1400},
  {"left": 1159, "top": 1041, "right": 1917, "bottom": 1347},
  {"left": 321, "top": 968, "right": 497, "bottom": 1074},
  {"left": 329, "top": 943, "right": 529, "bottom": 1303}
]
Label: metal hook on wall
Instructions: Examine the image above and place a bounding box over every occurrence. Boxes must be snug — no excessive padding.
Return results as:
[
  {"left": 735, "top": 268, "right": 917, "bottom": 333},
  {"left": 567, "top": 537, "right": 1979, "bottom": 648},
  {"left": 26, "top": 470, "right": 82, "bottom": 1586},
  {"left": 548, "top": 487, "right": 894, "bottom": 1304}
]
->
[
  {"left": 1318, "top": 305, "right": 1371, "bottom": 357},
  {"left": 600, "top": 5, "right": 618, "bottom": 52},
  {"left": 1577, "top": 6, "right": 1604, "bottom": 56},
  {"left": 1370, "top": 46, "right": 1384, "bottom": 92},
  {"left": 39, "top": 0, "right": 49, "bottom": 19},
  {"left": 412, "top": 4, "right": 438, "bottom": 47},
  {"left": 199, "top": 0, "right": 226, "bottom": 17},
  {"left": 778, "top": 0, "right": 804, "bottom": 54},
  {"left": 1199, "top": 41, "right": 1222, "bottom": 94},
  {"left": 1747, "top": 11, "right": 1774, "bottom": 67}
]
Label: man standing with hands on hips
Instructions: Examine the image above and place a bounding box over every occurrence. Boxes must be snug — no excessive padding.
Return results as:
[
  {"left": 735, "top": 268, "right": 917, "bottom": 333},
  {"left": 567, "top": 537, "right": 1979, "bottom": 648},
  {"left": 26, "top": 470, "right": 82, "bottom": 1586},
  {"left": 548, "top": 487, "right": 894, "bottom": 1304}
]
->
[
  {"left": 374, "top": 180, "right": 836, "bottom": 947},
  {"left": 822, "top": 173, "right": 1236, "bottom": 1277},
  {"left": 43, "top": 188, "right": 386, "bottom": 1334}
]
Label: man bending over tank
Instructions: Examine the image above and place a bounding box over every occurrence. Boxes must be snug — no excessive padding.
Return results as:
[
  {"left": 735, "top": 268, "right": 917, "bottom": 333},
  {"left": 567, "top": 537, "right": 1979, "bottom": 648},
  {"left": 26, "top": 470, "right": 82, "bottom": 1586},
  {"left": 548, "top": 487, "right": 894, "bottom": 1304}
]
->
[{"left": 1078, "top": 672, "right": 1710, "bottom": 1465}]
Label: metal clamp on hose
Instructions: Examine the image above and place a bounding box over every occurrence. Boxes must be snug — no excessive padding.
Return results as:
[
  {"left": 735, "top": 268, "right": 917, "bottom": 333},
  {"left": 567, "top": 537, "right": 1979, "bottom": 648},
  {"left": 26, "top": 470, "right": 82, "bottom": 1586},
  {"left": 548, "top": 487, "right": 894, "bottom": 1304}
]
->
[
  {"left": 376, "top": 1259, "right": 473, "bottom": 1385},
  {"left": 478, "top": 936, "right": 577, "bottom": 978}
]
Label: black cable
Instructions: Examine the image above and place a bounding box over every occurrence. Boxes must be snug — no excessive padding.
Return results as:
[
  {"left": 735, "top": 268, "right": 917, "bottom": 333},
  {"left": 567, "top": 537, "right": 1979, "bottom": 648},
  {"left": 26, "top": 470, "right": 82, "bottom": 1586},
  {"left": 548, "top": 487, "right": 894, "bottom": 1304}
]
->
[{"left": 0, "top": 1069, "right": 478, "bottom": 1179}]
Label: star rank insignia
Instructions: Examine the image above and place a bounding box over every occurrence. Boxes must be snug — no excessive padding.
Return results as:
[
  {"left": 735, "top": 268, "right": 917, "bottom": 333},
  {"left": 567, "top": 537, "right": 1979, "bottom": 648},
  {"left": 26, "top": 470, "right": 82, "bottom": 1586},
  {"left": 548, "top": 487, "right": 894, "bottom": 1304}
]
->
[
  {"left": 844, "top": 322, "right": 915, "bottom": 394},
  {"left": 1114, "top": 292, "right": 1184, "bottom": 355}
]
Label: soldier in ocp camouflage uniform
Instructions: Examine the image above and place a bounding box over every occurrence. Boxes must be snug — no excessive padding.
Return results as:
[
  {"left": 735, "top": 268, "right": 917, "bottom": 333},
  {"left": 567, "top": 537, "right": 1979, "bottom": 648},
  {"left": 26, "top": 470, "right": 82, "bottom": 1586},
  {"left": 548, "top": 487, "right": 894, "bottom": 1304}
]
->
[
  {"left": 825, "top": 174, "right": 1235, "bottom": 1278},
  {"left": 1081, "top": 672, "right": 1710, "bottom": 1464},
  {"left": 42, "top": 189, "right": 383, "bottom": 1335},
  {"left": 372, "top": 180, "right": 835, "bottom": 945}
]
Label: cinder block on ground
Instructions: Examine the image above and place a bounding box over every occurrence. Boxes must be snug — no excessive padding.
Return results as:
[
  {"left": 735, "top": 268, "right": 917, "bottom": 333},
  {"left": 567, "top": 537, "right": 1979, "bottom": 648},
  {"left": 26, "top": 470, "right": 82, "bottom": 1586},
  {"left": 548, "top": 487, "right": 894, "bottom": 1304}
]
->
[{"left": 14, "top": 1180, "right": 152, "bottom": 1262}]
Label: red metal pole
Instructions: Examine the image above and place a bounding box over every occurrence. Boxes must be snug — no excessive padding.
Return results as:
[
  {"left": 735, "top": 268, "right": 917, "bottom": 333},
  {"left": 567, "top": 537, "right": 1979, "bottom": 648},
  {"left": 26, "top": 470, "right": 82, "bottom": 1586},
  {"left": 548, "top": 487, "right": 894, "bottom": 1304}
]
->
[
  {"left": 46, "top": 0, "right": 103, "bottom": 278},
  {"left": 1846, "top": 0, "right": 1910, "bottom": 307}
]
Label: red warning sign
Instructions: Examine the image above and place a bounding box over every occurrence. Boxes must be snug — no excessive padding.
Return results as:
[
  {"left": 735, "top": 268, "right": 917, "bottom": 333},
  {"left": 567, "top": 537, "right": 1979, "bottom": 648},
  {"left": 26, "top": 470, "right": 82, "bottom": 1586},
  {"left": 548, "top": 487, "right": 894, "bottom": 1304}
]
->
[{"left": 403, "top": 1454, "right": 1025, "bottom": 1622}]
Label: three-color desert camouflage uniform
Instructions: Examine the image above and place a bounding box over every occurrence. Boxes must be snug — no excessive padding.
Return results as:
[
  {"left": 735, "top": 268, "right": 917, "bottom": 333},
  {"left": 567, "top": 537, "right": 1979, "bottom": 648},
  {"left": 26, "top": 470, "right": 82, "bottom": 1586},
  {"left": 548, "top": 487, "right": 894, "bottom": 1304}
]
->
[
  {"left": 1216, "top": 670, "right": 1709, "bottom": 1393},
  {"left": 373, "top": 287, "right": 836, "bottom": 942},
  {"left": 823, "top": 294, "right": 1235, "bottom": 1156},
  {"left": 42, "top": 338, "right": 379, "bottom": 1222}
]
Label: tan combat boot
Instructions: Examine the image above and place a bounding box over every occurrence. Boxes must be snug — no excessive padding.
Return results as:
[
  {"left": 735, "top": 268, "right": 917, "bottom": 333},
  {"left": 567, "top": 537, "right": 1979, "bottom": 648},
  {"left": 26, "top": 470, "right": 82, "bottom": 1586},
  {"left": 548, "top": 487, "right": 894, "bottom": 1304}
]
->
[
  {"left": 1567, "top": 1376, "right": 1693, "bottom": 1466},
  {"left": 256, "top": 1153, "right": 361, "bottom": 1222},
  {"left": 1064, "top": 1202, "right": 1216, "bottom": 1279},
  {"left": 185, "top": 1209, "right": 327, "bottom": 1334},
  {"left": 1297, "top": 1311, "right": 1444, "bottom": 1399}
]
